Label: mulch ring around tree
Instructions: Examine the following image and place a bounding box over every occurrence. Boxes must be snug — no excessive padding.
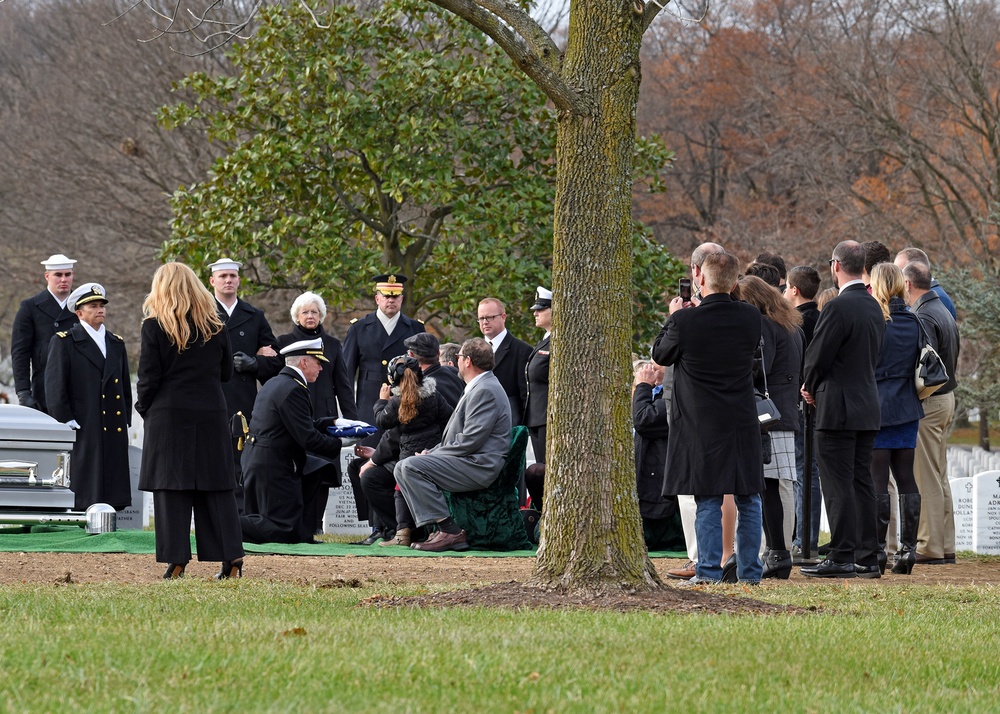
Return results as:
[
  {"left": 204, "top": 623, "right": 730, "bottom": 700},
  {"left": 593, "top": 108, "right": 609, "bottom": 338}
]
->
[{"left": 362, "top": 580, "right": 813, "bottom": 615}]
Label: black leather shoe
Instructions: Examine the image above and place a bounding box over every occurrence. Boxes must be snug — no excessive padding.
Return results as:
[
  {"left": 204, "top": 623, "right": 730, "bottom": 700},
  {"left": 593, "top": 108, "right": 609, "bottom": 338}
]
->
[
  {"left": 854, "top": 563, "right": 882, "bottom": 579},
  {"left": 350, "top": 529, "right": 384, "bottom": 546},
  {"left": 762, "top": 549, "right": 792, "bottom": 580},
  {"left": 720, "top": 554, "right": 738, "bottom": 583},
  {"left": 800, "top": 559, "right": 857, "bottom": 578}
]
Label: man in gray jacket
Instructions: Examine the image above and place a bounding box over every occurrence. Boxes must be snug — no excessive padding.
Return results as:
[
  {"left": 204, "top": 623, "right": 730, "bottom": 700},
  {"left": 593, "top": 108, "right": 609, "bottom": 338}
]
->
[{"left": 395, "top": 337, "right": 511, "bottom": 552}]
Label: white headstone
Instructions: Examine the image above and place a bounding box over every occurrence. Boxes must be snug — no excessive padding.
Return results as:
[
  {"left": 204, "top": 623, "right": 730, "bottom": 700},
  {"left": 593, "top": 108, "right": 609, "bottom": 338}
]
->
[
  {"left": 972, "top": 470, "right": 1000, "bottom": 555},
  {"left": 950, "top": 476, "right": 974, "bottom": 552},
  {"left": 322, "top": 445, "right": 373, "bottom": 535},
  {"left": 115, "top": 445, "right": 145, "bottom": 529}
]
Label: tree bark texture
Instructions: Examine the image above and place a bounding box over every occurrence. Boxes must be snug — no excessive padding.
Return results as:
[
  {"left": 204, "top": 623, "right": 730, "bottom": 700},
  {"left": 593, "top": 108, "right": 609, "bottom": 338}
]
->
[{"left": 530, "top": 1, "right": 660, "bottom": 591}]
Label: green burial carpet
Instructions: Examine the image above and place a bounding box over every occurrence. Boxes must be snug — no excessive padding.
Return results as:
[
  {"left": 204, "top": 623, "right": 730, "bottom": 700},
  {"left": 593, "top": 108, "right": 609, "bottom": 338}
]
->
[{"left": 0, "top": 526, "right": 685, "bottom": 558}]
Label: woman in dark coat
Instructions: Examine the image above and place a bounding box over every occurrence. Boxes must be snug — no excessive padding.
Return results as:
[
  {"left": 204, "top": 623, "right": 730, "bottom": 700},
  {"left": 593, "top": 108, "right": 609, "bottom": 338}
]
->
[
  {"left": 737, "top": 276, "right": 804, "bottom": 579},
  {"left": 368, "top": 356, "right": 453, "bottom": 546},
  {"left": 275, "top": 291, "right": 358, "bottom": 534},
  {"left": 523, "top": 286, "right": 551, "bottom": 509},
  {"left": 136, "top": 262, "right": 244, "bottom": 580},
  {"left": 870, "top": 263, "right": 924, "bottom": 574}
]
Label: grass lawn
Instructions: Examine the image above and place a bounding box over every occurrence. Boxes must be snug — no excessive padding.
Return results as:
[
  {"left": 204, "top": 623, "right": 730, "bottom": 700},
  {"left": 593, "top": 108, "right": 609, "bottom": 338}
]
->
[{"left": 2, "top": 579, "right": 999, "bottom": 712}]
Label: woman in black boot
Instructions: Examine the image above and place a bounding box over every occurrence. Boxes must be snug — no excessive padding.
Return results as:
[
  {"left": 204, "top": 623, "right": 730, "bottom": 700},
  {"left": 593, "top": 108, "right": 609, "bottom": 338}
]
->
[
  {"left": 738, "top": 277, "right": 803, "bottom": 580},
  {"left": 869, "top": 264, "right": 924, "bottom": 575}
]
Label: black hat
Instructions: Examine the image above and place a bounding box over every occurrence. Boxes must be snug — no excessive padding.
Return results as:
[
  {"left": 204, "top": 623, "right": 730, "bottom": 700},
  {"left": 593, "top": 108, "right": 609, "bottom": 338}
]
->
[
  {"left": 529, "top": 286, "right": 552, "bottom": 311},
  {"left": 68, "top": 283, "right": 108, "bottom": 310},
  {"left": 387, "top": 355, "right": 422, "bottom": 386},
  {"left": 373, "top": 274, "right": 408, "bottom": 295},
  {"left": 404, "top": 332, "right": 440, "bottom": 359}
]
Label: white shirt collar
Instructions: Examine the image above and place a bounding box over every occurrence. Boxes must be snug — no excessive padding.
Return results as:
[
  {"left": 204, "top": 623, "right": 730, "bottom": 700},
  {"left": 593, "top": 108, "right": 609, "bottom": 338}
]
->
[
  {"left": 81, "top": 321, "right": 107, "bottom": 357},
  {"left": 217, "top": 297, "right": 237, "bottom": 316},
  {"left": 377, "top": 309, "right": 401, "bottom": 335},
  {"left": 288, "top": 364, "right": 307, "bottom": 383},
  {"left": 487, "top": 329, "right": 507, "bottom": 351},
  {"left": 839, "top": 279, "right": 865, "bottom": 293},
  {"left": 464, "top": 370, "right": 488, "bottom": 393}
]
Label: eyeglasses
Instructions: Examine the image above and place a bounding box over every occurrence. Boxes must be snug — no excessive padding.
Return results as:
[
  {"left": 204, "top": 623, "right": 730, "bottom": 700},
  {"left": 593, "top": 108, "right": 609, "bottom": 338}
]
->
[
  {"left": 476, "top": 314, "right": 503, "bottom": 323},
  {"left": 455, "top": 354, "right": 469, "bottom": 360},
  {"left": 828, "top": 258, "right": 839, "bottom": 265}
]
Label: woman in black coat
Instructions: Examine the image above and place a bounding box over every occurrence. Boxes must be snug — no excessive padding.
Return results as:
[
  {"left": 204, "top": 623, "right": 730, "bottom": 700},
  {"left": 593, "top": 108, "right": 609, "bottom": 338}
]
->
[
  {"left": 523, "top": 287, "right": 551, "bottom": 509},
  {"left": 136, "top": 262, "right": 244, "bottom": 580},
  {"left": 275, "top": 292, "right": 359, "bottom": 534},
  {"left": 870, "top": 263, "right": 924, "bottom": 574},
  {"left": 738, "top": 276, "right": 804, "bottom": 579}
]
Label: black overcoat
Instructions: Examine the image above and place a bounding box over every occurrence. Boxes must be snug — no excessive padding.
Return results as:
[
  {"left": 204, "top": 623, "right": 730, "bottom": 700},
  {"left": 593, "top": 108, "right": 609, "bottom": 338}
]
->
[
  {"left": 652, "top": 293, "right": 764, "bottom": 497},
  {"left": 136, "top": 318, "right": 236, "bottom": 491},
  {"left": 45, "top": 324, "right": 132, "bottom": 510},
  {"left": 276, "top": 325, "right": 358, "bottom": 421},
  {"left": 218, "top": 298, "right": 281, "bottom": 422},
  {"left": 524, "top": 334, "right": 550, "bottom": 429},
  {"left": 757, "top": 318, "right": 804, "bottom": 433},
  {"left": 875, "top": 297, "right": 924, "bottom": 428},
  {"left": 491, "top": 332, "right": 533, "bottom": 426},
  {"left": 632, "top": 383, "right": 676, "bottom": 520},
  {"left": 342, "top": 311, "right": 425, "bottom": 422},
  {"left": 240, "top": 367, "right": 344, "bottom": 543},
  {"left": 11, "top": 289, "right": 78, "bottom": 412}
]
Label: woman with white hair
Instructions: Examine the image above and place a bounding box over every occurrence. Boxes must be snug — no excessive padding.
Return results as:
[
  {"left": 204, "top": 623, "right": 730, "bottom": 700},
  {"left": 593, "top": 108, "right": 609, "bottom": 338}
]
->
[{"left": 275, "top": 291, "right": 359, "bottom": 533}]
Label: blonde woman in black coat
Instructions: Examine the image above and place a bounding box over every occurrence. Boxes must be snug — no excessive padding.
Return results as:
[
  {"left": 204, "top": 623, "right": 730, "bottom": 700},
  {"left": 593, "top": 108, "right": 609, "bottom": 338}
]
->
[{"left": 136, "top": 262, "right": 245, "bottom": 580}]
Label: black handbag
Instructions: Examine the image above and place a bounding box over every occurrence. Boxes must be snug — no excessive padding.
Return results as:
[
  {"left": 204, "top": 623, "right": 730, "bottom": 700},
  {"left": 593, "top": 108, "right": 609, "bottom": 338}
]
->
[
  {"left": 755, "top": 338, "right": 781, "bottom": 432},
  {"left": 914, "top": 320, "right": 949, "bottom": 400}
]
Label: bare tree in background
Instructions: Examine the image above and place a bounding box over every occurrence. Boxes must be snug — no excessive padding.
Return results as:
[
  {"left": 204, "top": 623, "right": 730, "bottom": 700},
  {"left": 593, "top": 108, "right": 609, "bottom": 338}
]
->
[{"left": 0, "top": 0, "right": 227, "bottom": 351}]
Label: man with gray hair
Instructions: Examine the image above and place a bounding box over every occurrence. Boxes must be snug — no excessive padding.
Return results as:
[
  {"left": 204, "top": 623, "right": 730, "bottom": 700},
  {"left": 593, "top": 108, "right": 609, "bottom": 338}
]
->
[
  {"left": 894, "top": 247, "right": 957, "bottom": 319},
  {"left": 394, "top": 337, "right": 511, "bottom": 552},
  {"left": 903, "top": 260, "right": 960, "bottom": 564}
]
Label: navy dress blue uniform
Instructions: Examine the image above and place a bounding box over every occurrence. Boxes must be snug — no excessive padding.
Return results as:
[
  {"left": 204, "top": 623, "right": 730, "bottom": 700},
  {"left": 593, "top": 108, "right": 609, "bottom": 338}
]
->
[
  {"left": 524, "top": 334, "right": 550, "bottom": 462},
  {"left": 218, "top": 298, "right": 281, "bottom": 422},
  {"left": 343, "top": 311, "right": 425, "bottom": 422},
  {"left": 12, "top": 290, "right": 78, "bottom": 413},
  {"left": 45, "top": 324, "right": 132, "bottom": 510},
  {"left": 240, "top": 366, "right": 344, "bottom": 544}
]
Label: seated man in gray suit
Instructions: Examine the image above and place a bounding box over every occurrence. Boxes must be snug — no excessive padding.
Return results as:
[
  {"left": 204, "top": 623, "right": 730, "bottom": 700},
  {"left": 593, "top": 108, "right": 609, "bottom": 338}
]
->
[{"left": 395, "top": 337, "right": 512, "bottom": 552}]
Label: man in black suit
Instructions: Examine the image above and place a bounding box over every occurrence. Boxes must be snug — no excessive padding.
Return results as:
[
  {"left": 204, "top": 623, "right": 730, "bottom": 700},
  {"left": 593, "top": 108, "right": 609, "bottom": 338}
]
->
[
  {"left": 784, "top": 265, "right": 823, "bottom": 557},
  {"left": 653, "top": 252, "right": 764, "bottom": 584},
  {"left": 477, "top": 297, "right": 532, "bottom": 425},
  {"left": 343, "top": 274, "right": 425, "bottom": 423},
  {"left": 208, "top": 258, "right": 281, "bottom": 494},
  {"left": 800, "top": 240, "right": 886, "bottom": 578},
  {"left": 45, "top": 283, "right": 132, "bottom": 511},
  {"left": 240, "top": 339, "right": 344, "bottom": 544},
  {"left": 12, "top": 253, "right": 79, "bottom": 413}
]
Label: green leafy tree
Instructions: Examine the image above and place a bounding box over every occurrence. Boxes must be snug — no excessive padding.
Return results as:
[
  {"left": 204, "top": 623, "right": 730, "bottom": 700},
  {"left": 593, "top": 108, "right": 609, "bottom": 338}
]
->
[{"left": 159, "top": 0, "right": 679, "bottom": 344}]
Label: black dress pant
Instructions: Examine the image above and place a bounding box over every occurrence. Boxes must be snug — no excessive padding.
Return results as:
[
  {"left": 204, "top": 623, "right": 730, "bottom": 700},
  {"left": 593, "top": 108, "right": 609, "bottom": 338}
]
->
[
  {"left": 359, "top": 462, "right": 398, "bottom": 533},
  {"left": 152, "top": 489, "right": 244, "bottom": 564},
  {"left": 816, "top": 429, "right": 879, "bottom": 566}
]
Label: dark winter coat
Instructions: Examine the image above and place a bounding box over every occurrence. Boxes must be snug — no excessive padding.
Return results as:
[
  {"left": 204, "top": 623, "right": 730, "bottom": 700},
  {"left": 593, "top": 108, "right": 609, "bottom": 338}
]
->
[
  {"left": 136, "top": 318, "right": 236, "bottom": 492},
  {"left": 652, "top": 293, "right": 764, "bottom": 497},
  {"left": 524, "top": 334, "right": 550, "bottom": 429},
  {"left": 875, "top": 297, "right": 924, "bottom": 427},
  {"left": 276, "top": 325, "right": 358, "bottom": 420},
  {"left": 11, "top": 289, "right": 78, "bottom": 412},
  {"left": 632, "top": 383, "right": 675, "bottom": 520},
  {"left": 757, "top": 318, "right": 804, "bottom": 433},
  {"left": 45, "top": 324, "right": 132, "bottom": 510},
  {"left": 342, "top": 311, "right": 425, "bottom": 422},
  {"left": 217, "top": 298, "right": 281, "bottom": 422},
  {"left": 373, "top": 378, "right": 454, "bottom": 460},
  {"left": 490, "top": 332, "right": 533, "bottom": 425}
]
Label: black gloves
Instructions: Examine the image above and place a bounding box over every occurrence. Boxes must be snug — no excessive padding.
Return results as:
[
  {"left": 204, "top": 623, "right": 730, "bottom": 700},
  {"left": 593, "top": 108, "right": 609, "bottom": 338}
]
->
[
  {"left": 233, "top": 351, "right": 258, "bottom": 374},
  {"left": 16, "top": 390, "right": 40, "bottom": 410},
  {"left": 314, "top": 416, "right": 339, "bottom": 431}
]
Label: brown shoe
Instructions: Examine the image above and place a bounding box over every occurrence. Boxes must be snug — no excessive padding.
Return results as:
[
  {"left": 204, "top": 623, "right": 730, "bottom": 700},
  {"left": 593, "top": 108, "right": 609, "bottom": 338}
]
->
[
  {"left": 666, "top": 561, "right": 696, "bottom": 579},
  {"left": 379, "top": 528, "right": 412, "bottom": 547},
  {"left": 412, "top": 529, "right": 469, "bottom": 552}
]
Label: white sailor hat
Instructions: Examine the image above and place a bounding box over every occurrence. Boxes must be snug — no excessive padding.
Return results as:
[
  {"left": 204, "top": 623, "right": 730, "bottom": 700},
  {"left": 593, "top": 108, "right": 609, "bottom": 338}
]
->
[
  {"left": 41, "top": 254, "right": 77, "bottom": 271},
  {"left": 530, "top": 286, "right": 552, "bottom": 310},
  {"left": 279, "top": 338, "right": 329, "bottom": 362},
  {"left": 207, "top": 258, "right": 242, "bottom": 273},
  {"left": 68, "top": 283, "right": 108, "bottom": 310}
]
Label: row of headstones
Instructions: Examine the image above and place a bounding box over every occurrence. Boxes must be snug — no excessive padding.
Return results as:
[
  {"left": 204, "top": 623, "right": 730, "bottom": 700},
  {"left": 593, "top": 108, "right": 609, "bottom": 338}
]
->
[
  {"left": 948, "top": 446, "right": 1000, "bottom": 481},
  {"left": 953, "top": 470, "right": 1000, "bottom": 555}
]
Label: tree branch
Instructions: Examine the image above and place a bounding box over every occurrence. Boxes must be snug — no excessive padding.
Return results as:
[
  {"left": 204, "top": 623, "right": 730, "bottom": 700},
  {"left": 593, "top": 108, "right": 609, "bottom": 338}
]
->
[{"left": 427, "top": 0, "right": 583, "bottom": 114}]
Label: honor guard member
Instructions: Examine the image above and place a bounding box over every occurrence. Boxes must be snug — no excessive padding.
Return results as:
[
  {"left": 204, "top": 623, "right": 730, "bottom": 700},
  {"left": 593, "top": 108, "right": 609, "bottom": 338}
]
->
[
  {"left": 343, "top": 274, "right": 426, "bottom": 422},
  {"left": 45, "top": 283, "right": 133, "bottom": 511},
  {"left": 240, "top": 338, "right": 344, "bottom": 544},
  {"left": 208, "top": 258, "right": 281, "bottom": 493},
  {"left": 12, "top": 253, "right": 79, "bottom": 413}
]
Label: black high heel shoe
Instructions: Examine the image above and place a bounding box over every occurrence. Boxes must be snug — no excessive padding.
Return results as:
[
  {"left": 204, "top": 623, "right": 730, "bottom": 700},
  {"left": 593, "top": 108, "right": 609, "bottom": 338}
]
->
[
  {"left": 163, "top": 563, "right": 186, "bottom": 579},
  {"left": 215, "top": 558, "right": 243, "bottom": 580}
]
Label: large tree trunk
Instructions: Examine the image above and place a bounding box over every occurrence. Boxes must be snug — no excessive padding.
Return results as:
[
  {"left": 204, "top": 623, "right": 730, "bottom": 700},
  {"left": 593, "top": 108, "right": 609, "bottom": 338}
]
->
[{"left": 530, "top": 2, "right": 660, "bottom": 591}]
